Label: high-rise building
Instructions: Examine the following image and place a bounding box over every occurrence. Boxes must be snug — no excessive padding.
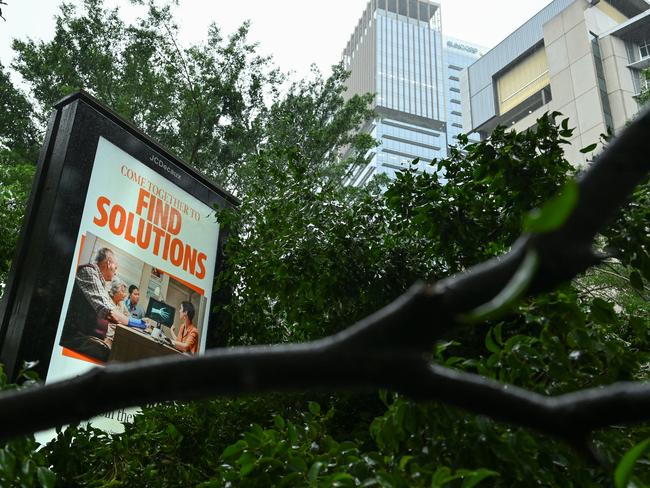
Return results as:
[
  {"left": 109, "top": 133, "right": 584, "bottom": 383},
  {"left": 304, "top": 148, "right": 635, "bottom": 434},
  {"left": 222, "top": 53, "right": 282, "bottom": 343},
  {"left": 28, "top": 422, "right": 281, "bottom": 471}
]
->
[
  {"left": 462, "top": 0, "right": 650, "bottom": 165},
  {"left": 444, "top": 37, "right": 485, "bottom": 146},
  {"left": 341, "top": 0, "right": 484, "bottom": 186}
]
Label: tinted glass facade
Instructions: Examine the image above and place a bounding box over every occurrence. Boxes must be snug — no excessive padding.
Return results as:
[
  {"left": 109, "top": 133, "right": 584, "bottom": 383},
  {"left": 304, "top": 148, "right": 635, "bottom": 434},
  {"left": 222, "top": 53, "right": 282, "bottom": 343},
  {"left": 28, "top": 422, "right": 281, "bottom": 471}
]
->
[
  {"left": 343, "top": 0, "right": 482, "bottom": 185},
  {"left": 444, "top": 38, "right": 483, "bottom": 146}
]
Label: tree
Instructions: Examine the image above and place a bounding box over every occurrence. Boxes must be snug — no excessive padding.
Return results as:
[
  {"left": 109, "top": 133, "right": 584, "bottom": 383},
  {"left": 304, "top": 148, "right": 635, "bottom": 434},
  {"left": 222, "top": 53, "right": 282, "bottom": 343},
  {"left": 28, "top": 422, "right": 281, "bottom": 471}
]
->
[
  {"left": 635, "top": 69, "right": 650, "bottom": 106},
  {"left": 4, "top": 1, "right": 650, "bottom": 485},
  {"left": 12, "top": 0, "right": 281, "bottom": 188},
  {"left": 0, "top": 63, "right": 39, "bottom": 161},
  {"left": 384, "top": 115, "right": 576, "bottom": 276},
  {"left": 0, "top": 153, "right": 34, "bottom": 288},
  {"left": 216, "top": 65, "right": 390, "bottom": 345},
  {"left": 0, "top": 63, "right": 38, "bottom": 289},
  {"left": 30, "top": 113, "right": 650, "bottom": 486}
]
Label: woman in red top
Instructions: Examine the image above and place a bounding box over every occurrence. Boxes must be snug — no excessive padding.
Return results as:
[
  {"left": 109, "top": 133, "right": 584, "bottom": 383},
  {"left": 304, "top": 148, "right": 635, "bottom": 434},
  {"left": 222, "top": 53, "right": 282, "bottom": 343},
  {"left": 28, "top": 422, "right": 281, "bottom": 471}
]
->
[{"left": 170, "top": 301, "right": 199, "bottom": 355}]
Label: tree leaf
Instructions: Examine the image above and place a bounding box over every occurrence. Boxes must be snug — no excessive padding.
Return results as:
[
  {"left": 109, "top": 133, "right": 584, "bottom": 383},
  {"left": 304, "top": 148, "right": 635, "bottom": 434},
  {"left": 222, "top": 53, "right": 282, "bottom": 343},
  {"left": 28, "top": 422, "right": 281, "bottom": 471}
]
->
[
  {"left": 460, "top": 468, "right": 500, "bottom": 488},
  {"left": 591, "top": 298, "right": 618, "bottom": 324},
  {"left": 274, "top": 414, "right": 286, "bottom": 430},
  {"left": 524, "top": 180, "right": 579, "bottom": 233},
  {"left": 308, "top": 461, "right": 323, "bottom": 483},
  {"left": 36, "top": 467, "right": 56, "bottom": 488},
  {"left": 239, "top": 461, "right": 256, "bottom": 477},
  {"left": 580, "top": 143, "right": 598, "bottom": 153},
  {"left": 630, "top": 271, "right": 644, "bottom": 292},
  {"left": 493, "top": 323, "right": 503, "bottom": 345},
  {"left": 485, "top": 329, "right": 500, "bottom": 354},
  {"left": 615, "top": 437, "right": 650, "bottom": 488},
  {"left": 562, "top": 118, "right": 569, "bottom": 130},
  {"left": 459, "top": 249, "right": 539, "bottom": 324},
  {"left": 287, "top": 455, "right": 308, "bottom": 473},
  {"left": 308, "top": 401, "right": 321, "bottom": 416},
  {"left": 221, "top": 440, "right": 247, "bottom": 460},
  {"left": 398, "top": 455, "right": 413, "bottom": 471}
]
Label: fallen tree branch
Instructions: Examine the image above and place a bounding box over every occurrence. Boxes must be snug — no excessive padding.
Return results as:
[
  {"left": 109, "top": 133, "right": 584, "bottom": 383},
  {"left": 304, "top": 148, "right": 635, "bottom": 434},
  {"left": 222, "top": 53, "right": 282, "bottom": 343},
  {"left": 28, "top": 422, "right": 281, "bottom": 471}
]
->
[
  {"left": 1, "top": 108, "right": 650, "bottom": 446},
  {"left": 3, "top": 320, "right": 650, "bottom": 448}
]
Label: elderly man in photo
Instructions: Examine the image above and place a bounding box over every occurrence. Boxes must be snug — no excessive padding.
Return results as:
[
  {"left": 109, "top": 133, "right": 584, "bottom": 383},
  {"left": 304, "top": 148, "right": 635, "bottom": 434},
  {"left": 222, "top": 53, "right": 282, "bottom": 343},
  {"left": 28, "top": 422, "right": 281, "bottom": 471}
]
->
[
  {"left": 60, "top": 247, "right": 140, "bottom": 361},
  {"left": 104, "top": 277, "right": 150, "bottom": 347}
]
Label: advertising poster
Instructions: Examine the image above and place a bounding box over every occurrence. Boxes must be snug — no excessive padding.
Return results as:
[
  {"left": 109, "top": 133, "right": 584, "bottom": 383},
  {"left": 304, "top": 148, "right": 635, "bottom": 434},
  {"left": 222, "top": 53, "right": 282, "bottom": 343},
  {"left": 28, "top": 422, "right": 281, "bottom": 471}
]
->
[{"left": 44, "top": 136, "right": 220, "bottom": 431}]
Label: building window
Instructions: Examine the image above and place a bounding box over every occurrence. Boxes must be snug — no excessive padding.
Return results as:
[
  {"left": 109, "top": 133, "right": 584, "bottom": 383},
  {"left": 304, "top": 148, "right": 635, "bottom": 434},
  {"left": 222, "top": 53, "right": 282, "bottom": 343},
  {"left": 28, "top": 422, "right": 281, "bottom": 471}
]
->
[
  {"left": 451, "top": 122, "right": 463, "bottom": 128},
  {"left": 451, "top": 110, "right": 462, "bottom": 116},
  {"left": 591, "top": 35, "right": 614, "bottom": 132},
  {"left": 640, "top": 40, "right": 650, "bottom": 59},
  {"left": 449, "top": 87, "right": 460, "bottom": 93},
  {"left": 448, "top": 64, "right": 463, "bottom": 71},
  {"left": 450, "top": 98, "right": 461, "bottom": 104},
  {"left": 496, "top": 46, "right": 550, "bottom": 115},
  {"left": 449, "top": 75, "right": 460, "bottom": 81}
]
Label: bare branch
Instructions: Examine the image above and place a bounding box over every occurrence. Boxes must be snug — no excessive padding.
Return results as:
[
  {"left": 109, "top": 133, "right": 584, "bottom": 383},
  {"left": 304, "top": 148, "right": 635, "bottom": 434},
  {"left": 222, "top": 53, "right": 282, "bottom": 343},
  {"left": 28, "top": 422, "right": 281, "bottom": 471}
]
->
[
  {"left": 155, "top": 2, "right": 205, "bottom": 163},
  {"left": 4, "top": 327, "right": 650, "bottom": 447}
]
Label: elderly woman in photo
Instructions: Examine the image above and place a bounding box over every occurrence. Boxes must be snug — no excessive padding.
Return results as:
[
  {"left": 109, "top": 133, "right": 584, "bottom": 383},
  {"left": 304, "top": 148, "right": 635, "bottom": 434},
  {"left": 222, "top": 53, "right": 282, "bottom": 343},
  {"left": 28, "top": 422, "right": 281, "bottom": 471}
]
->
[
  {"left": 109, "top": 278, "right": 129, "bottom": 315},
  {"left": 105, "top": 278, "right": 150, "bottom": 346}
]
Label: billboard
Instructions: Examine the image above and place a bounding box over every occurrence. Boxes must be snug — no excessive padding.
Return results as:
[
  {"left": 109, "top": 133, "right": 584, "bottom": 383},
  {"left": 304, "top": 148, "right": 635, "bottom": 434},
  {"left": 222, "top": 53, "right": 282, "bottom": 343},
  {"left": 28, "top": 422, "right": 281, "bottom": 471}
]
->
[
  {"left": 0, "top": 92, "right": 236, "bottom": 390},
  {"left": 47, "top": 136, "right": 220, "bottom": 383}
]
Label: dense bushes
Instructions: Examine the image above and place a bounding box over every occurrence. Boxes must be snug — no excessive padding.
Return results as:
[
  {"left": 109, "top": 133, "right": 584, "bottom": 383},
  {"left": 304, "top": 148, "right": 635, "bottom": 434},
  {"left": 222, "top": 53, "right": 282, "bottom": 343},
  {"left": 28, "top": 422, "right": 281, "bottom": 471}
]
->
[{"left": 2, "top": 1, "right": 650, "bottom": 485}]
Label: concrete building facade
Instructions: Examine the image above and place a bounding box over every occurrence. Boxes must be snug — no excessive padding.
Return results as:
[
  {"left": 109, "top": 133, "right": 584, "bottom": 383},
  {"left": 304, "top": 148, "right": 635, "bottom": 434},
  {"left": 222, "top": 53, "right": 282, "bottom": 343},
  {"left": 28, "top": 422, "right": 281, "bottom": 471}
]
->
[
  {"left": 462, "top": 0, "right": 650, "bottom": 165},
  {"left": 342, "top": 0, "right": 483, "bottom": 186}
]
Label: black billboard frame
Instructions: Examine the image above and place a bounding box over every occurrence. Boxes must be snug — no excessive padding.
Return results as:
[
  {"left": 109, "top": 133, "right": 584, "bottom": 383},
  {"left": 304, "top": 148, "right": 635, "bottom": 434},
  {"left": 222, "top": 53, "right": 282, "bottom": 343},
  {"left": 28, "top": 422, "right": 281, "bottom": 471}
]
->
[{"left": 0, "top": 90, "right": 238, "bottom": 380}]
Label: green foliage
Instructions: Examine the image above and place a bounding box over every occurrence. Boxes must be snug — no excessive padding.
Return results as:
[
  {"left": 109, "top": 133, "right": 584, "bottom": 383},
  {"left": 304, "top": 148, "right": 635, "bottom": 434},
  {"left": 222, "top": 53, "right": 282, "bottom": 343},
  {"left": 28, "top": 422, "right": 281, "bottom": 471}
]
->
[
  {"left": 0, "top": 152, "right": 35, "bottom": 289},
  {"left": 0, "top": 64, "right": 39, "bottom": 161},
  {"left": 0, "top": 64, "right": 39, "bottom": 290},
  {"left": 44, "top": 396, "right": 498, "bottom": 487},
  {"left": 602, "top": 178, "right": 650, "bottom": 270},
  {"left": 12, "top": 0, "right": 280, "bottom": 184},
  {"left": 0, "top": 366, "right": 55, "bottom": 488},
  {"left": 39, "top": 108, "right": 650, "bottom": 485},
  {"left": 384, "top": 113, "right": 576, "bottom": 275},
  {"left": 44, "top": 397, "right": 273, "bottom": 487},
  {"left": 3, "top": 0, "right": 650, "bottom": 485},
  {"left": 523, "top": 180, "right": 578, "bottom": 233},
  {"left": 615, "top": 437, "right": 650, "bottom": 488},
  {"left": 209, "top": 402, "right": 499, "bottom": 487},
  {"left": 595, "top": 125, "right": 650, "bottom": 320},
  {"left": 365, "top": 281, "right": 650, "bottom": 487},
  {"left": 215, "top": 66, "right": 394, "bottom": 345},
  {"left": 460, "top": 249, "right": 539, "bottom": 324},
  {"left": 43, "top": 394, "right": 383, "bottom": 487},
  {"left": 478, "top": 288, "right": 643, "bottom": 393},
  {"left": 635, "top": 69, "right": 650, "bottom": 106}
]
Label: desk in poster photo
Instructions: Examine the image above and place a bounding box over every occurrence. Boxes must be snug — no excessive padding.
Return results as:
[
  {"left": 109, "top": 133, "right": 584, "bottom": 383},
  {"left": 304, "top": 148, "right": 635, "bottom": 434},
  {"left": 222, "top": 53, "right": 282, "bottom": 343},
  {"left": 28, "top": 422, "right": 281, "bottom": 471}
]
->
[{"left": 59, "top": 232, "right": 205, "bottom": 365}]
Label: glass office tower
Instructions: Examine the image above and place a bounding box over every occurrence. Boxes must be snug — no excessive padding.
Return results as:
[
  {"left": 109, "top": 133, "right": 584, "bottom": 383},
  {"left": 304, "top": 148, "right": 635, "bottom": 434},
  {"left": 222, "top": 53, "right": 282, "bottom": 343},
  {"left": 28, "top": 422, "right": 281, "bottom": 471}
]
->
[
  {"left": 342, "top": 0, "right": 482, "bottom": 186},
  {"left": 444, "top": 37, "right": 483, "bottom": 146}
]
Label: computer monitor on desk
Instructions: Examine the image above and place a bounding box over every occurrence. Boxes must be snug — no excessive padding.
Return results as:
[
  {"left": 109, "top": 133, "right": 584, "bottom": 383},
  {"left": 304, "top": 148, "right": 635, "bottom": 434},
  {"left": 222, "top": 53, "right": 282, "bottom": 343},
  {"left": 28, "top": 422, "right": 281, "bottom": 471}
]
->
[{"left": 145, "top": 297, "right": 175, "bottom": 327}]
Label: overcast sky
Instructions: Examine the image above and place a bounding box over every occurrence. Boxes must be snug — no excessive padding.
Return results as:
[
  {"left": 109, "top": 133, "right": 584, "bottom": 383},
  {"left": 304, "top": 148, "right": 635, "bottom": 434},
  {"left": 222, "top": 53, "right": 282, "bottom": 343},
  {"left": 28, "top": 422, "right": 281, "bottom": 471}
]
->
[{"left": 0, "top": 0, "right": 553, "bottom": 81}]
